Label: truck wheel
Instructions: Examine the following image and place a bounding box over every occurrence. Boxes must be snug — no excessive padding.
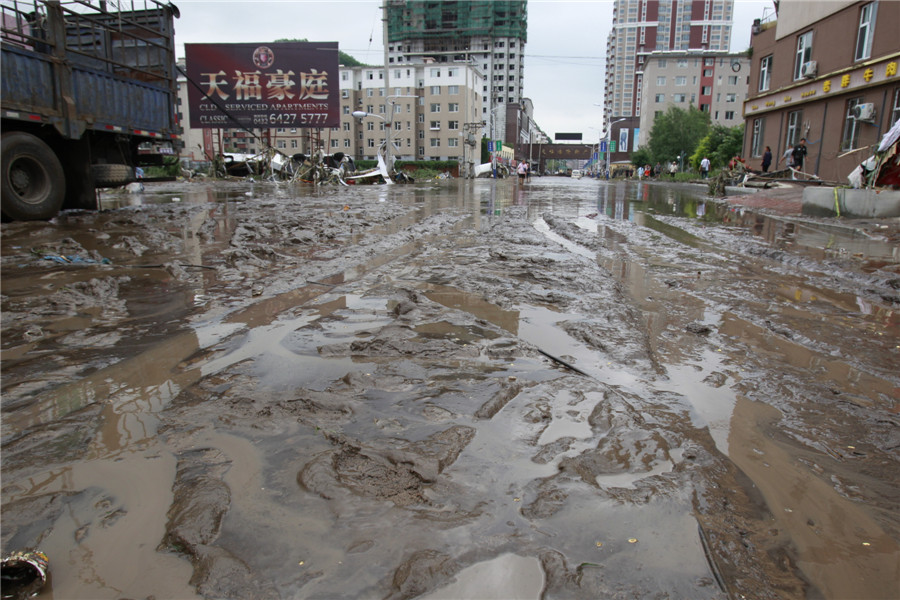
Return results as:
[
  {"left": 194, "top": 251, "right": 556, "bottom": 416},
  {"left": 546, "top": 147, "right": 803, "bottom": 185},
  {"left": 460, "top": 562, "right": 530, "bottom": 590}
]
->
[
  {"left": 92, "top": 164, "right": 135, "bottom": 187},
  {"left": 1, "top": 132, "right": 66, "bottom": 220}
]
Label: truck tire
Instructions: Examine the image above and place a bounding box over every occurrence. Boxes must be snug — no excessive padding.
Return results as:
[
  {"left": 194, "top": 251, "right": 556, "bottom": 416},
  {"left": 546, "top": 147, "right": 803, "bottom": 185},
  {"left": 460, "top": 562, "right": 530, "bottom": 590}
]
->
[
  {"left": 1, "top": 132, "right": 66, "bottom": 220},
  {"left": 92, "top": 164, "right": 135, "bottom": 187}
]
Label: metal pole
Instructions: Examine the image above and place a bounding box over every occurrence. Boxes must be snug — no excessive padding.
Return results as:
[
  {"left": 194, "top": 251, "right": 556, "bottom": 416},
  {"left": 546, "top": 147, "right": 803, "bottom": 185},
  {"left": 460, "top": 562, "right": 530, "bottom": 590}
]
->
[{"left": 383, "top": 2, "right": 391, "bottom": 173}]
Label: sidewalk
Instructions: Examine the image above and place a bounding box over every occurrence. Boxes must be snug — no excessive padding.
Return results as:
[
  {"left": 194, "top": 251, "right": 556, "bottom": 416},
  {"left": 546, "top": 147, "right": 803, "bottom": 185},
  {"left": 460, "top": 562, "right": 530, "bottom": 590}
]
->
[{"left": 720, "top": 184, "right": 803, "bottom": 216}]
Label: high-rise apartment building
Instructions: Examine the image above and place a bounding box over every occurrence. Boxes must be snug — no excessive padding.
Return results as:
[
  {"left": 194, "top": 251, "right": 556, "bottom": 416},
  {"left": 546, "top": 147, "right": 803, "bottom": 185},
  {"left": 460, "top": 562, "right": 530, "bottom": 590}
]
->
[
  {"left": 603, "top": 0, "right": 734, "bottom": 164},
  {"left": 385, "top": 0, "right": 527, "bottom": 138},
  {"left": 638, "top": 50, "right": 748, "bottom": 148}
]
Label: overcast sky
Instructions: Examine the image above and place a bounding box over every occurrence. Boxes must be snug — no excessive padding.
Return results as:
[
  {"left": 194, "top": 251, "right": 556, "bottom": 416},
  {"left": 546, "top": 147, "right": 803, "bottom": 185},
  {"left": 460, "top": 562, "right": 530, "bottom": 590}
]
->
[{"left": 173, "top": 0, "right": 774, "bottom": 138}]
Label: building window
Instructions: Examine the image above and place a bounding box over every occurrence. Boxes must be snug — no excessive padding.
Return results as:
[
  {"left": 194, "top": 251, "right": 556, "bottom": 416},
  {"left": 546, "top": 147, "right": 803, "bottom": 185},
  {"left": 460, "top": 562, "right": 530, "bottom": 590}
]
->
[
  {"left": 794, "top": 31, "right": 813, "bottom": 80},
  {"left": 724, "top": 111, "right": 735, "bottom": 120},
  {"left": 430, "top": 68, "right": 440, "bottom": 77},
  {"left": 430, "top": 103, "right": 441, "bottom": 112},
  {"left": 367, "top": 139, "right": 375, "bottom": 148},
  {"left": 786, "top": 110, "right": 803, "bottom": 150},
  {"left": 431, "top": 86, "right": 441, "bottom": 95},
  {"left": 657, "top": 76, "right": 666, "bottom": 86},
  {"left": 727, "top": 76, "right": 739, "bottom": 85},
  {"left": 701, "top": 86, "right": 711, "bottom": 96},
  {"left": 330, "top": 139, "right": 338, "bottom": 148},
  {"left": 725, "top": 93, "right": 736, "bottom": 103},
  {"left": 448, "top": 120, "right": 459, "bottom": 130},
  {"left": 342, "top": 122, "right": 350, "bottom": 131},
  {"left": 675, "top": 76, "right": 687, "bottom": 86},
  {"left": 677, "top": 59, "right": 688, "bottom": 68},
  {"left": 759, "top": 55, "right": 773, "bottom": 92},
  {"left": 673, "top": 94, "right": 686, "bottom": 103},
  {"left": 448, "top": 85, "right": 459, "bottom": 94},
  {"left": 344, "top": 139, "right": 350, "bottom": 148},
  {"left": 430, "top": 138, "right": 440, "bottom": 148},
  {"left": 855, "top": 3, "right": 876, "bottom": 61},
  {"left": 276, "top": 140, "right": 286, "bottom": 149},
  {"left": 430, "top": 121, "right": 440, "bottom": 130},
  {"left": 703, "top": 69, "right": 713, "bottom": 77},
  {"left": 658, "top": 59, "right": 667, "bottom": 68},
  {"left": 751, "top": 117, "right": 765, "bottom": 157},
  {"left": 449, "top": 103, "right": 459, "bottom": 112},
  {"left": 341, "top": 90, "right": 349, "bottom": 98},
  {"left": 655, "top": 93, "right": 665, "bottom": 102},
  {"left": 448, "top": 138, "right": 459, "bottom": 147},
  {"left": 842, "top": 98, "right": 863, "bottom": 151},
  {"left": 291, "top": 139, "right": 298, "bottom": 148}
]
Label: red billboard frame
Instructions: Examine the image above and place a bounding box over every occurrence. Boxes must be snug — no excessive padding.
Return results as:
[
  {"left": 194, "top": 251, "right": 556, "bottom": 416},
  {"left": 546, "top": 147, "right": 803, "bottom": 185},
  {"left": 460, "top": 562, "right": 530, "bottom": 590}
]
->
[{"left": 185, "top": 42, "right": 340, "bottom": 129}]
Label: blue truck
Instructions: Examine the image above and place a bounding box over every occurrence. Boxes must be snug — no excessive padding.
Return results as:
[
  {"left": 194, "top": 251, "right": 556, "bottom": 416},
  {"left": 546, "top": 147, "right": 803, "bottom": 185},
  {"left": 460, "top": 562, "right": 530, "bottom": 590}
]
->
[{"left": 1, "top": 0, "right": 180, "bottom": 220}]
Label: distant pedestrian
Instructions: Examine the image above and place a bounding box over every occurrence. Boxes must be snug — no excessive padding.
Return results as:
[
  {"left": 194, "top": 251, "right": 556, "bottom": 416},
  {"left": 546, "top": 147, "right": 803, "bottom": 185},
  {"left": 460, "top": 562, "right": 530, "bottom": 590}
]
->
[
  {"left": 517, "top": 161, "right": 527, "bottom": 182},
  {"left": 637, "top": 165, "right": 644, "bottom": 179},
  {"left": 700, "top": 156, "right": 710, "bottom": 179},
  {"left": 782, "top": 146, "right": 794, "bottom": 169},
  {"left": 654, "top": 162, "right": 662, "bottom": 177},
  {"left": 762, "top": 146, "right": 772, "bottom": 173},
  {"left": 525, "top": 162, "right": 531, "bottom": 181},
  {"left": 669, "top": 161, "right": 677, "bottom": 178},
  {"left": 791, "top": 138, "right": 808, "bottom": 172}
]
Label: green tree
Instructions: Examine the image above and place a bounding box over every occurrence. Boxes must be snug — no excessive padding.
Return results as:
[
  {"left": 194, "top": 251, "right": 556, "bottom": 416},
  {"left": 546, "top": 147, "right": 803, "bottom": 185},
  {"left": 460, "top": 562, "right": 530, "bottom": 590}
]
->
[
  {"left": 647, "top": 106, "right": 710, "bottom": 170},
  {"left": 690, "top": 124, "right": 744, "bottom": 171},
  {"left": 630, "top": 147, "right": 653, "bottom": 168}
]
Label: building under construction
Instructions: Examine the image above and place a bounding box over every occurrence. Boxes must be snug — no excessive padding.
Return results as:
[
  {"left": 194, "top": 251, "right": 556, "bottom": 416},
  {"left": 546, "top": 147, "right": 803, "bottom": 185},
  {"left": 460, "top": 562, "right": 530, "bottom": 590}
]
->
[{"left": 386, "top": 1, "right": 527, "bottom": 127}]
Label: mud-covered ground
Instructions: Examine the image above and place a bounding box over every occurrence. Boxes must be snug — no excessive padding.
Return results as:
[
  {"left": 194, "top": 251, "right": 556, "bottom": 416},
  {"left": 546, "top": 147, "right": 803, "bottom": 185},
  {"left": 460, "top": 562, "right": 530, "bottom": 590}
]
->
[{"left": 2, "top": 178, "right": 899, "bottom": 600}]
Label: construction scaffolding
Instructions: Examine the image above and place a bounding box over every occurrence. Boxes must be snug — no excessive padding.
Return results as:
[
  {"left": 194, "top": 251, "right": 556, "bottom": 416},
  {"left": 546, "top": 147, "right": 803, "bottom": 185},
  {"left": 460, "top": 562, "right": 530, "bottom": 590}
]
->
[{"left": 386, "top": 1, "right": 527, "bottom": 43}]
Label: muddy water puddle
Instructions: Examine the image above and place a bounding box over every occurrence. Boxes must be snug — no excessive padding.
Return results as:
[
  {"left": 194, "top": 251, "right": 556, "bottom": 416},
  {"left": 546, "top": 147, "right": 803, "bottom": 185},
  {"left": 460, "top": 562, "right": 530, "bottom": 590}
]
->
[{"left": 2, "top": 179, "right": 898, "bottom": 599}]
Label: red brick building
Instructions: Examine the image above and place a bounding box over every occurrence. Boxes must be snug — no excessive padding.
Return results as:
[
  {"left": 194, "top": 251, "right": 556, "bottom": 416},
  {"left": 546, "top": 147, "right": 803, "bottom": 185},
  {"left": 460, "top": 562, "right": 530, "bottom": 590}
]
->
[{"left": 743, "top": 1, "right": 900, "bottom": 181}]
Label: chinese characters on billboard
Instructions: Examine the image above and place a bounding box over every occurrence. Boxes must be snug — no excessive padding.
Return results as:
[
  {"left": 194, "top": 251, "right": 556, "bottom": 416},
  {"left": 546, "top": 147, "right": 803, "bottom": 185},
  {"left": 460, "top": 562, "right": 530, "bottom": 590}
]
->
[{"left": 185, "top": 42, "right": 339, "bottom": 129}]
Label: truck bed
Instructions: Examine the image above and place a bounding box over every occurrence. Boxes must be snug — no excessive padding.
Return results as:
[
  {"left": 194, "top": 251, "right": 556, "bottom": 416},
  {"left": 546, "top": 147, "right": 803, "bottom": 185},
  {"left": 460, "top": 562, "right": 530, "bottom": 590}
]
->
[{"left": 2, "top": 42, "right": 175, "bottom": 137}]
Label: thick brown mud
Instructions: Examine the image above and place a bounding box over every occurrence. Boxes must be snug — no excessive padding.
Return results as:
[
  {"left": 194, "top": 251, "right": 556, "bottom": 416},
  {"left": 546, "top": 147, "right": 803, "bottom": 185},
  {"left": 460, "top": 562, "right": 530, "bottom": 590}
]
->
[{"left": 2, "top": 178, "right": 898, "bottom": 599}]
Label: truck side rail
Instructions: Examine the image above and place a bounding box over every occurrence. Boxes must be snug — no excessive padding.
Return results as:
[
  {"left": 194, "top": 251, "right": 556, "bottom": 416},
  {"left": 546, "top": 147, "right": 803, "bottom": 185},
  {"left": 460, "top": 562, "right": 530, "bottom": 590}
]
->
[{"left": 2, "top": 0, "right": 178, "bottom": 139}]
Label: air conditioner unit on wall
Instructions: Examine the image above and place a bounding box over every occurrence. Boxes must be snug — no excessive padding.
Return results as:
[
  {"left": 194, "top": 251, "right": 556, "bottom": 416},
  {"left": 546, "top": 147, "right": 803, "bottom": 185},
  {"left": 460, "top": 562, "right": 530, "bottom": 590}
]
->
[
  {"left": 801, "top": 61, "right": 817, "bottom": 78},
  {"left": 851, "top": 103, "right": 876, "bottom": 122}
]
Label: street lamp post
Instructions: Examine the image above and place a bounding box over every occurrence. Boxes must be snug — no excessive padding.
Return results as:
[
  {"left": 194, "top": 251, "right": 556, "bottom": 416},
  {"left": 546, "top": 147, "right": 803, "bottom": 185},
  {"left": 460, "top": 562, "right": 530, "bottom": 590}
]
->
[
  {"left": 352, "top": 94, "right": 417, "bottom": 178},
  {"left": 604, "top": 117, "right": 627, "bottom": 176}
]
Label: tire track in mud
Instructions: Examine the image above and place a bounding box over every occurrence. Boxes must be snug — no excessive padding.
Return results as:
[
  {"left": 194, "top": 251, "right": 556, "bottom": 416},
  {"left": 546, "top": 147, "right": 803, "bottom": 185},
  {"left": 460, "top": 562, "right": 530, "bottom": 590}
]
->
[
  {"left": 4, "top": 182, "right": 898, "bottom": 599},
  {"left": 534, "top": 200, "right": 900, "bottom": 599}
]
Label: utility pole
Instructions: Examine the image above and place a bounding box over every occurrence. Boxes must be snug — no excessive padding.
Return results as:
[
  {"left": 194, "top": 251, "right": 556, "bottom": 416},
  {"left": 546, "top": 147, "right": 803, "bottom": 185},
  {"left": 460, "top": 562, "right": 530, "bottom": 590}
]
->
[{"left": 382, "top": 2, "right": 392, "bottom": 173}]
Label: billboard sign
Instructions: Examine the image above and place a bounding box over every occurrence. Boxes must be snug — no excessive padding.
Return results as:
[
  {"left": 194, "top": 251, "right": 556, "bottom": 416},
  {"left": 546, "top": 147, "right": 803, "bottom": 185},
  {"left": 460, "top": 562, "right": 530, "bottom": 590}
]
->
[
  {"left": 185, "top": 42, "right": 340, "bottom": 129},
  {"left": 555, "top": 132, "right": 583, "bottom": 141},
  {"left": 618, "top": 128, "right": 629, "bottom": 153}
]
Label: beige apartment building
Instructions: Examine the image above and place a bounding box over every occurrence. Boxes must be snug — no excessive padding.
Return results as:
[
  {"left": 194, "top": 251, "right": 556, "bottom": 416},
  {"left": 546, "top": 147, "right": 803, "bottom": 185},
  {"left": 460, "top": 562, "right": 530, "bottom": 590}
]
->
[
  {"left": 177, "top": 61, "right": 483, "bottom": 168},
  {"left": 638, "top": 51, "right": 749, "bottom": 149}
]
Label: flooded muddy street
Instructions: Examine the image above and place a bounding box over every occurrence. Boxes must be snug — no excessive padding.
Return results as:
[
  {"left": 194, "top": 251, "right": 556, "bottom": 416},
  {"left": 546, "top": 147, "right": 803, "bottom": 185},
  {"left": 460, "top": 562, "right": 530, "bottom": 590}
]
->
[{"left": 2, "top": 178, "right": 898, "bottom": 599}]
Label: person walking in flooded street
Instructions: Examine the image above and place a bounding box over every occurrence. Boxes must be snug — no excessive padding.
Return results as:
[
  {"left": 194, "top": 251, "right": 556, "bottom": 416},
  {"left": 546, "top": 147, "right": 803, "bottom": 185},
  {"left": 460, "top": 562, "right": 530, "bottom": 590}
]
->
[
  {"left": 791, "top": 138, "right": 808, "bottom": 173},
  {"left": 517, "top": 161, "right": 527, "bottom": 183},
  {"left": 762, "top": 146, "right": 772, "bottom": 173}
]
